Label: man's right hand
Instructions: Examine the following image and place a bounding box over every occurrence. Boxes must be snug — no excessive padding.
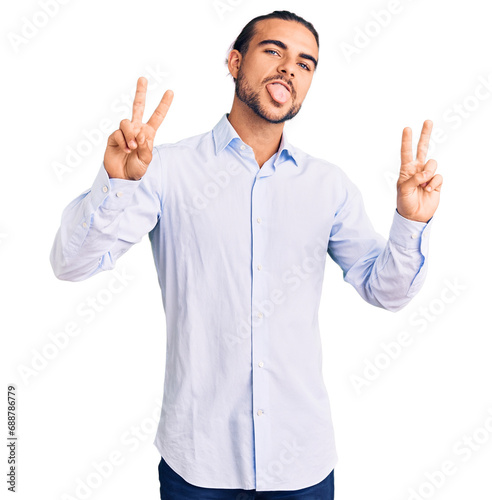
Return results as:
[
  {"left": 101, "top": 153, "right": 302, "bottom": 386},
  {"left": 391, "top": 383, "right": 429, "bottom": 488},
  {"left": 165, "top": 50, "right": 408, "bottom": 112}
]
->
[{"left": 104, "top": 77, "right": 174, "bottom": 180}]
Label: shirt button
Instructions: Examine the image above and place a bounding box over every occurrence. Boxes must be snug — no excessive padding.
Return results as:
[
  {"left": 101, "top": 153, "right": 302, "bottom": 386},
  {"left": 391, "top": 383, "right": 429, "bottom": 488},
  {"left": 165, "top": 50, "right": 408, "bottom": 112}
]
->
[
  {"left": 423, "top": 232, "right": 428, "bottom": 238},
  {"left": 257, "top": 217, "right": 262, "bottom": 223},
  {"left": 257, "top": 264, "right": 262, "bottom": 270},
  {"left": 257, "top": 410, "right": 263, "bottom": 416},
  {"left": 240, "top": 145, "right": 246, "bottom": 151},
  {"left": 257, "top": 312, "right": 263, "bottom": 319},
  {"left": 411, "top": 233, "right": 419, "bottom": 239},
  {"left": 258, "top": 361, "right": 264, "bottom": 368},
  {"left": 102, "top": 185, "right": 108, "bottom": 193},
  {"left": 116, "top": 191, "right": 123, "bottom": 198},
  {"left": 82, "top": 222, "right": 88, "bottom": 228}
]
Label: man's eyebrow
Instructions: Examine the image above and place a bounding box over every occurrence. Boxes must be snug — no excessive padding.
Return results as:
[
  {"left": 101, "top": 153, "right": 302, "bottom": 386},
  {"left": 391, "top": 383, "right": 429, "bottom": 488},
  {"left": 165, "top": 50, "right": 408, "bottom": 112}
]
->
[{"left": 257, "top": 39, "right": 318, "bottom": 69}]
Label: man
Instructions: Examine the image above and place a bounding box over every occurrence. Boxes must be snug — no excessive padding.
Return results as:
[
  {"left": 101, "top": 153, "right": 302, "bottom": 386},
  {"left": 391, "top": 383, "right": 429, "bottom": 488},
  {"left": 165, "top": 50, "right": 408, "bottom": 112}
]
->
[{"left": 50, "top": 10, "right": 442, "bottom": 500}]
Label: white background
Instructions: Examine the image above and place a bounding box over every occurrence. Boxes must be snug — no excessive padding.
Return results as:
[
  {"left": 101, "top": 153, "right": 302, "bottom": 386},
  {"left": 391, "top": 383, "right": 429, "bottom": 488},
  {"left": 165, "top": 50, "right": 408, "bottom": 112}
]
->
[{"left": 2, "top": 0, "right": 491, "bottom": 499}]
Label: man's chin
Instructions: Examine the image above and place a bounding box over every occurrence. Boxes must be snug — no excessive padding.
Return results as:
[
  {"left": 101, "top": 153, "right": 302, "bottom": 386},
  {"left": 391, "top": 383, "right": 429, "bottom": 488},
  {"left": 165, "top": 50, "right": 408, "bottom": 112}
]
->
[
  {"left": 259, "top": 105, "right": 301, "bottom": 124},
  {"left": 260, "top": 114, "right": 291, "bottom": 124},
  {"left": 235, "top": 85, "right": 300, "bottom": 124}
]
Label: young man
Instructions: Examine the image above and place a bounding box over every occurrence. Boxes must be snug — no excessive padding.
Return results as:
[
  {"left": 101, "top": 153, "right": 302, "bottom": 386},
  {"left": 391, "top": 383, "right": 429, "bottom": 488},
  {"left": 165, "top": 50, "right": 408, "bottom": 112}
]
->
[{"left": 50, "top": 10, "right": 442, "bottom": 500}]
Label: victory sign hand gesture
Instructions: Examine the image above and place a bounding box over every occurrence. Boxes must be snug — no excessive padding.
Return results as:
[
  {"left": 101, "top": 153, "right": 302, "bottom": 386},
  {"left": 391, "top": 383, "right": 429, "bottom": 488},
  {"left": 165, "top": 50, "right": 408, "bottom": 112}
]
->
[
  {"left": 397, "top": 120, "right": 443, "bottom": 223},
  {"left": 104, "top": 77, "right": 174, "bottom": 180}
]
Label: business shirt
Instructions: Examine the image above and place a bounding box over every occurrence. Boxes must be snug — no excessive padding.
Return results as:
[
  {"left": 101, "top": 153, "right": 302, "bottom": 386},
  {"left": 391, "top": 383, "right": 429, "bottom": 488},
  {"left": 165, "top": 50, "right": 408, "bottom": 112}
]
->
[{"left": 50, "top": 112, "right": 433, "bottom": 491}]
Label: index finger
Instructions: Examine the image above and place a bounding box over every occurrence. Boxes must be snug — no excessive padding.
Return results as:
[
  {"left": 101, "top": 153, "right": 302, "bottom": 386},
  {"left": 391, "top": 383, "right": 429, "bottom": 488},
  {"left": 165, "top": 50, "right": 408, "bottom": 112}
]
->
[
  {"left": 147, "top": 90, "right": 174, "bottom": 131},
  {"left": 132, "top": 76, "right": 148, "bottom": 123},
  {"left": 416, "top": 119, "right": 433, "bottom": 164}
]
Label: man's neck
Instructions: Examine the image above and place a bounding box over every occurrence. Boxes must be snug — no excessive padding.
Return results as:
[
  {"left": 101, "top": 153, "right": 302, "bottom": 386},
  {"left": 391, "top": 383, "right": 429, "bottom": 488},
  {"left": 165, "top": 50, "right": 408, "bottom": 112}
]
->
[{"left": 227, "top": 101, "right": 284, "bottom": 168}]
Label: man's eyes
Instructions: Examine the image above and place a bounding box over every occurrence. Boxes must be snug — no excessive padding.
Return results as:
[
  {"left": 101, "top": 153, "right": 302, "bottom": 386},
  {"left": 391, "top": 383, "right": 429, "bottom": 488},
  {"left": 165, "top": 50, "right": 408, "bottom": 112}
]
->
[{"left": 263, "top": 50, "right": 311, "bottom": 70}]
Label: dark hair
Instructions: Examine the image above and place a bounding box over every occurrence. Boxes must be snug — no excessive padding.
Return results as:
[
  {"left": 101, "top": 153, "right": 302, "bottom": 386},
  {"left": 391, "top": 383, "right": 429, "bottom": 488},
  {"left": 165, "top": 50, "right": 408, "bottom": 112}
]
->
[{"left": 226, "top": 10, "right": 319, "bottom": 80}]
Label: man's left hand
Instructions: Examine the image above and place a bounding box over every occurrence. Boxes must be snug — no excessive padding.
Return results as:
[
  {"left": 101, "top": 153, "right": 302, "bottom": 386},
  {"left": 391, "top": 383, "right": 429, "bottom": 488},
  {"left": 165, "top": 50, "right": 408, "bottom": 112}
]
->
[{"left": 397, "top": 120, "right": 443, "bottom": 223}]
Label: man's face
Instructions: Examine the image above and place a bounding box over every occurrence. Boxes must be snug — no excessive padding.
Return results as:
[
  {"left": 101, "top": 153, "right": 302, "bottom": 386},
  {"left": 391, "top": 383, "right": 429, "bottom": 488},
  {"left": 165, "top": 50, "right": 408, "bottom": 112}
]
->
[{"left": 232, "top": 19, "right": 319, "bottom": 124}]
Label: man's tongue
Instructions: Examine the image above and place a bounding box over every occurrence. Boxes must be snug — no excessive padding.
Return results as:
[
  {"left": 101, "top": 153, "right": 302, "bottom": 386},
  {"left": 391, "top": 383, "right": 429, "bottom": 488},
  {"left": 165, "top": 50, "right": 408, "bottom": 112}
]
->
[{"left": 266, "top": 82, "right": 290, "bottom": 104}]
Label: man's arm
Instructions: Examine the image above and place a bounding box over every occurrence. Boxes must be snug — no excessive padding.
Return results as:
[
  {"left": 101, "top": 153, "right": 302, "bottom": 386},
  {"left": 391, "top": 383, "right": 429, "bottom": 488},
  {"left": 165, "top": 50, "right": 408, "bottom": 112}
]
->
[
  {"left": 50, "top": 153, "right": 163, "bottom": 281},
  {"left": 50, "top": 77, "right": 174, "bottom": 281},
  {"left": 328, "top": 120, "right": 442, "bottom": 312},
  {"left": 328, "top": 179, "right": 432, "bottom": 312}
]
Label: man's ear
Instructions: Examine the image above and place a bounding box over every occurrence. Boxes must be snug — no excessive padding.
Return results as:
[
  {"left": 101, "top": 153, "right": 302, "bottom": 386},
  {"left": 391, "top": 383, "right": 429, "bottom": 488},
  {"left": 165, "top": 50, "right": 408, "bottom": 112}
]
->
[{"left": 227, "top": 49, "right": 242, "bottom": 80}]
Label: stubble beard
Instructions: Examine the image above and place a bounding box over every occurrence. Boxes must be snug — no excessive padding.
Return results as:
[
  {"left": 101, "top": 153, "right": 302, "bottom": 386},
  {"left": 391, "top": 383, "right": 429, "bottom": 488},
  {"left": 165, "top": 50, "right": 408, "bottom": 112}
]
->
[{"left": 235, "top": 67, "right": 302, "bottom": 124}]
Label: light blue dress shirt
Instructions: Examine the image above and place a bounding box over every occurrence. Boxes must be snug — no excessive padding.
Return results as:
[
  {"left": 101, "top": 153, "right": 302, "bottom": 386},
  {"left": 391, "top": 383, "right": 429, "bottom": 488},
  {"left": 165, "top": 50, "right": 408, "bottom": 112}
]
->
[{"left": 50, "top": 113, "right": 432, "bottom": 491}]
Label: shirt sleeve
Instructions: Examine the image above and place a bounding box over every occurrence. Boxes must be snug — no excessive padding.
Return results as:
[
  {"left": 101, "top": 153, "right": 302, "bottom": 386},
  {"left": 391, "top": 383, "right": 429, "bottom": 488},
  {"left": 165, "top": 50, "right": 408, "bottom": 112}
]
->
[
  {"left": 327, "top": 172, "right": 433, "bottom": 312},
  {"left": 50, "top": 147, "right": 165, "bottom": 281}
]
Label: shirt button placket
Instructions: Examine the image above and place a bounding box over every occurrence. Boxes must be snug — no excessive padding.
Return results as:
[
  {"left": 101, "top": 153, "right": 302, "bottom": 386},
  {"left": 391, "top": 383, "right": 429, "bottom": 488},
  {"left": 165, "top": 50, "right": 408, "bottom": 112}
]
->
[{"left": 250, "top": 169, "right": 272, "bottom": 488}]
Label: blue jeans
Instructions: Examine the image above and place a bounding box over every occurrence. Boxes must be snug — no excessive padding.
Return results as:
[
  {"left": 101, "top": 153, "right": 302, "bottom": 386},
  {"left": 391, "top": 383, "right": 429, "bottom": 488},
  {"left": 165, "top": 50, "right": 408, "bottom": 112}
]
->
[{"left": 158, "top": 456, "right": 335, "bottom": 499}]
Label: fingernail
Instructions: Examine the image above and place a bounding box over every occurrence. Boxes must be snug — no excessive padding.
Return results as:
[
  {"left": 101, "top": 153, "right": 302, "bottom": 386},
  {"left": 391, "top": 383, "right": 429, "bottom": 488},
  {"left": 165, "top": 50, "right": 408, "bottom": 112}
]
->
[
  {"left": 130, "top": 140, "right": 137, "bottom": 148},
  {"left": 426, "top": 186, "right": 432, "bottom": 192}
]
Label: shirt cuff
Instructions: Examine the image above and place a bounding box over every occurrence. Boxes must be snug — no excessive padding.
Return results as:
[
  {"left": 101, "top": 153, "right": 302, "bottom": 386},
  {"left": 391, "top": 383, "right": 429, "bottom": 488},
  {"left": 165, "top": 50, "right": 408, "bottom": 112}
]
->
[
  {"left": 388, "top": 209, "right": 433, "bottom": 251},
  {"left": 88, "top": 162, "right": 142, "bottom": 215}
]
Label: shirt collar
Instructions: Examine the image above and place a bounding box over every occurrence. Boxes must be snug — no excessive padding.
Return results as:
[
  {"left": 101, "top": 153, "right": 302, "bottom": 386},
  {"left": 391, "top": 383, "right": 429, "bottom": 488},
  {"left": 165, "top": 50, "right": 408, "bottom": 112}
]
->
[{"left": 212, "top": 113, "right": 299, "bottom": 167}]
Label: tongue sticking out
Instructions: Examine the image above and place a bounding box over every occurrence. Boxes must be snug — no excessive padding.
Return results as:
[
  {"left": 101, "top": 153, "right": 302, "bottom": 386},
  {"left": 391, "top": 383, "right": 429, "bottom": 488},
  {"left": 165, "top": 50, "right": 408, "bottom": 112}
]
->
[{"left": 266, "top": 82, "right": 290, "bottom": 104}]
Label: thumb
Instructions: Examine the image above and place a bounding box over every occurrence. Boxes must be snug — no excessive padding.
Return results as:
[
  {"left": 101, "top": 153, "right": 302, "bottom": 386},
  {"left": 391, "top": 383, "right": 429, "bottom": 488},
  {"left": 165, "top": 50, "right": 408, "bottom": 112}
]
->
[
  {"left": 135, "top": 130, "right": 153, "bottom": 165},
  {"left": 399, "top": 170, "right": 432, "bottom": 193}
]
